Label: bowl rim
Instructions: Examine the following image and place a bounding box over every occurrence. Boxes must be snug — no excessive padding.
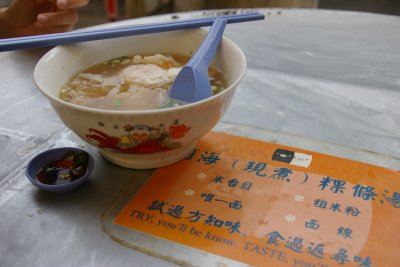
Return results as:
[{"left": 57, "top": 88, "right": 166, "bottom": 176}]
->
[
  {"left": 25, "top": 147, "right": 95, "bottom": 190},
  {"left": 33, "top": 29, "right": 247, "bottom": 115}
]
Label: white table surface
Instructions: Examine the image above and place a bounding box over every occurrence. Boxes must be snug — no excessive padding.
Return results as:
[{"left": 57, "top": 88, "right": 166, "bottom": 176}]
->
[{"left": 0, "top": 8, "right": 399, "bottom": 267}]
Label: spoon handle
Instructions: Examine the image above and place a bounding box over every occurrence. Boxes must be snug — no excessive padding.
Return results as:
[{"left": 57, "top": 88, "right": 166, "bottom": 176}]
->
[{"left": 188, "top": 18, "right": 227, "bottom": 69}]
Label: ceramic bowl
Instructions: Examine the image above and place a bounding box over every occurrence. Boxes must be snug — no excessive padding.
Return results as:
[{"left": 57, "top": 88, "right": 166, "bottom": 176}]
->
[
  {"left": 26, "top": 147, "right": 94, "bottom": 192},
  {"left": 34, "top": 28, "right": 246, "bottom": 169}
]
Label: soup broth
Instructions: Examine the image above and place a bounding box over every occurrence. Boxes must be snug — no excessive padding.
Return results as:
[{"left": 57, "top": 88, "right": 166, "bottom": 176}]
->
[{"left": 60, "top": 53, "right": 228, "bottom": 110}]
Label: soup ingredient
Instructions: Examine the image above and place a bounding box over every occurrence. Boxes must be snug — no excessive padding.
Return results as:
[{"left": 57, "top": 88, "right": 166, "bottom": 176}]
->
[
  {"left": 121, "top": 64, "right": 170, "bottom": 88},
  {"left": 76, "top": 85, "right": 169, "bottom": 111},
  {"left": 36, "top": 151, "right": 90, "bottom": 185},
  {"left": 60, "top": 53, "right": 227, "bottom": 110}
]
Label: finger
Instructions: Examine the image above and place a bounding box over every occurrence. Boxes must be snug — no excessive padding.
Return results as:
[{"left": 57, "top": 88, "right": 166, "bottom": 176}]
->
[
  {"left": 14, "top": 23, "right": 73, "bottom": 37},
  {"left": 37, "top": 9, "right": 78, "bottom": 26},
  {"left": 35, "top": 23, "right": 74, "bottom": 34},
  {"left": 56, "top": 0, "right": 90, "bottom": 9},
  {"left": 6, "top": 0, "right": 53, "bottom": 27}
]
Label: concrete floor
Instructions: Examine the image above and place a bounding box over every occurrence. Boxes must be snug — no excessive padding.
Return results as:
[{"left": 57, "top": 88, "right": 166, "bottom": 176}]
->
[{"left": 74, "top": 1, "right": 110, "bottom": 29}]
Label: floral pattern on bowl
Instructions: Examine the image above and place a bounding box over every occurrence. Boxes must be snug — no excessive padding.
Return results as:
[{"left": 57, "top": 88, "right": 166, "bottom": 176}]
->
[{"left": 86, "top": 119, "right": 191, "bottom": 154}]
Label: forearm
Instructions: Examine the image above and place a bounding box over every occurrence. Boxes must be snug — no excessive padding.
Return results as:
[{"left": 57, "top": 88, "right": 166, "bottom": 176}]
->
[
  {"left": 0, "top": 0, "right": 89, "bottom": 38},
  {"left": 0, "top": 7, "right": 13, "bottom": 38}
]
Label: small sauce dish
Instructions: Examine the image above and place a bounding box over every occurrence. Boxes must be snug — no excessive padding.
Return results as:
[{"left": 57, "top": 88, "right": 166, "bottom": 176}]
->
[{"left": 26, "top": 147, "right": 94, "bottom": 192}]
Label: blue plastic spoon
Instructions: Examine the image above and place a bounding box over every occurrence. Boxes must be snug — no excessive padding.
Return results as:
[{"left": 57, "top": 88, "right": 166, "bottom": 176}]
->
[{"left": 167, "top": 17, "right": 227, "bottom": 103}]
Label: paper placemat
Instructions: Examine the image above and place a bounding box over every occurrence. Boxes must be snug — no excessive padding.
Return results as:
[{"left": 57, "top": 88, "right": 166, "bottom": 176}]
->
[{"left": 104, "top": 131, "right": 400, "bottom": 267}]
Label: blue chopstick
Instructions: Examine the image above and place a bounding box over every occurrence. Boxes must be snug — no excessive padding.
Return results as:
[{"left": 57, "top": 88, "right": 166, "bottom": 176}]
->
[{"left": 0, "top": 11, "right": 264, "bottom": 52}]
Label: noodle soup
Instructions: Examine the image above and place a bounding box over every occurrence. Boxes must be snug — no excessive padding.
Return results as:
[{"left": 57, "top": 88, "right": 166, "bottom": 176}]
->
[
  {"left": 35, "top": 28, "right": 246, "bottom": 168},
  {"left": 60, "top": 53, "right": 228, "bottom": 110}
]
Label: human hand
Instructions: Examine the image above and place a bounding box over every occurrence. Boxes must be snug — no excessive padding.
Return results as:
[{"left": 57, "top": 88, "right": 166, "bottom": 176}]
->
[{"left": 0, "top": 0, "right": 90, "bottom": 38}]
